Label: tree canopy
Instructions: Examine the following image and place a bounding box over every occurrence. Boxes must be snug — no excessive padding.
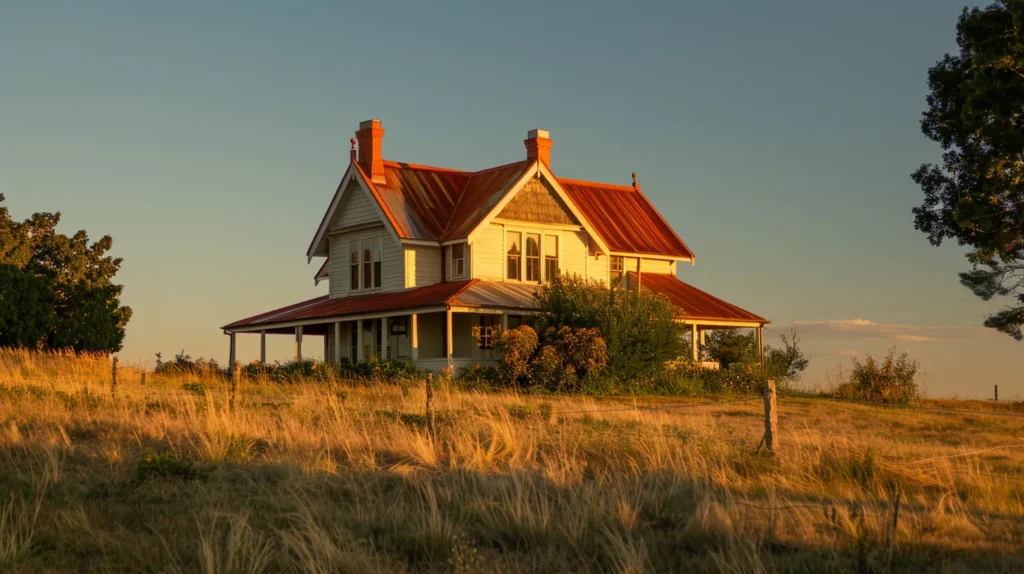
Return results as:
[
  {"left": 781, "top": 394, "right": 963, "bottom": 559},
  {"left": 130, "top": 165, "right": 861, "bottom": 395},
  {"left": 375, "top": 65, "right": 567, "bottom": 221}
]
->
[
  {"left": 912, "top": 1, "right": 1024, "bottom": 339},
  {"left": 0, "top": 194, "right": 132, "bottom": 352}
]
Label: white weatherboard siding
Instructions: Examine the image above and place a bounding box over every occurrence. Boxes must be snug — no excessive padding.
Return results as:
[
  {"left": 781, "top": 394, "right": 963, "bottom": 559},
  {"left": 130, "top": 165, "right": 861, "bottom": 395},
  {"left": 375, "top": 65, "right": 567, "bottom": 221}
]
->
[
  {"left": 330, "top": 181, "right": 379, "bottom": 231},
  {"left": 405, "top": 245, "right": 442, "bottom": 288},
  {"left": 558, "top": 230, "right": 590, "bottom": 279},
  {"left": 588, "top": 240, "right": 610, "bottom": 285},
  {"left": 328, "top": 227, "right": 404, "bottom": 298},
  {"left": 471, "top": 223, "right": 504, "bottom": 281}
]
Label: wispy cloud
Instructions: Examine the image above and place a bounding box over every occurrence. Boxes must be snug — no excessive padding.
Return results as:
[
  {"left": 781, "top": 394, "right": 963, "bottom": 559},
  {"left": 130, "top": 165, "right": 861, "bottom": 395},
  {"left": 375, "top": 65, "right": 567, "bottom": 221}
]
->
[{"left": 780, "top": 318, "right": 990, "bottom": 343}]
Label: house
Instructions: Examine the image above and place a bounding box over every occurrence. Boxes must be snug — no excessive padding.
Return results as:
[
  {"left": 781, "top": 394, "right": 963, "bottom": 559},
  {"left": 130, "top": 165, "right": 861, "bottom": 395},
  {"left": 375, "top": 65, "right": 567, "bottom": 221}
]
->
[{"left": 222, "top": 120, "right": 768, "bottom": 371}]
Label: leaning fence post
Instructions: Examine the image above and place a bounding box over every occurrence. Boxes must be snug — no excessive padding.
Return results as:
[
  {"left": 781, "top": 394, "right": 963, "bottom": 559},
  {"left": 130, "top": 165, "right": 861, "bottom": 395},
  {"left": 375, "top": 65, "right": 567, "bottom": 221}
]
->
[
  {"left": 230, "top": 361, "right": 241, "bottom": 410},
  {"left": 111, "top": 357, "right": 119, "bottom": 398},
  {"left": 425, "top": 374, "right": 436, "bottom": 438},
  {"left": 763, "top": 379, "right": 778, "bottom": 454}
]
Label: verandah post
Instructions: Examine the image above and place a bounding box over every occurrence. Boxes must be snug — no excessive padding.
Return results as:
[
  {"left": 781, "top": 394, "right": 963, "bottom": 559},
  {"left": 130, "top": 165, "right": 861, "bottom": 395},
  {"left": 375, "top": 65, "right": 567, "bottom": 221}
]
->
[
  {"left": 410, "top": 314, "right": 419, "bottom": 362},
  {"left": 295, "top": 326, "right": 303, "bottom": 363}
]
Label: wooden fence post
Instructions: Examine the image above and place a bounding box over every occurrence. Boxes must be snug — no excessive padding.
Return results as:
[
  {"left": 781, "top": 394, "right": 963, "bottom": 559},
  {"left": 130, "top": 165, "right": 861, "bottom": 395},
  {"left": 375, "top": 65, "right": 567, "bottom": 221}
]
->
[
  {"left": 140, "top": 372, "right": 146, "bottom": 386},
  {"left": 763, "top": 379, "right": 778, "bottom": 454},
  {"left": 230, "top": 361, "right": 241, "bottom": 410},
  {"left": 425, "top": 374, "right": 436, "bottom": 438},
  {"left": 111, "top": 357, "right": 118, "bottom": 398},
  {"left": 994, "top": 385, "right": 998, "bottom": 402}
]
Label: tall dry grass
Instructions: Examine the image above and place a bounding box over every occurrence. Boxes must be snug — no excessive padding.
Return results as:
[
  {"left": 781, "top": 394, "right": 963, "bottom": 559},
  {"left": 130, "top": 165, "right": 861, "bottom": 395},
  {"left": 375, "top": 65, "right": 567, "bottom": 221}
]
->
[{"left": 0, "top": 347, "right": 1022, "bottom": 572}]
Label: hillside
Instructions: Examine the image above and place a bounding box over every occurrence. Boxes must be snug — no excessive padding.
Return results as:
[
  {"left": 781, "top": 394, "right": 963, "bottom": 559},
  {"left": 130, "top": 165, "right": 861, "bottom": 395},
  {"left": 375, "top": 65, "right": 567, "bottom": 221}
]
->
[{"left": 0, "top": 348, "right": 1022, "bottom": 572}]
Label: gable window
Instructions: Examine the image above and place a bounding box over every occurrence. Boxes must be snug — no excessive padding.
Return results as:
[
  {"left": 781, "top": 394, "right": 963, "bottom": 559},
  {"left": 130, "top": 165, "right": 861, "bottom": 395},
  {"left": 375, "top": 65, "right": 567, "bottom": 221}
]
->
[
  {"left": 610, "top": 256, "right": 624, "bottom": 288},
  {"left": 349, "top": 237, "right": 383, "bottom": 291},
  {"left": 506, "top": 231, "right": 521, "bottom": 281},
  {"left": 450, "top": 243, "right": 466, "bottom": 278},
  {"left": 544, "top": 235, "right": 559, "bottom": 280},
  {"left": 526, "top": 233, "right": 541, "bottom": 282}
]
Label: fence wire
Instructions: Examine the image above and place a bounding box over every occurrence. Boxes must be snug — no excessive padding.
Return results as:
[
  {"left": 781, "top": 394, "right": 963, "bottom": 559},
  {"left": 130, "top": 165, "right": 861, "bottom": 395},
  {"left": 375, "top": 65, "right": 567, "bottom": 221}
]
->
[
  {"left": 552, "top": 396, "right": 760, "bottom": 416},
  {"left": 784, "top": 395, "right": 1024, "bottom": 419}
]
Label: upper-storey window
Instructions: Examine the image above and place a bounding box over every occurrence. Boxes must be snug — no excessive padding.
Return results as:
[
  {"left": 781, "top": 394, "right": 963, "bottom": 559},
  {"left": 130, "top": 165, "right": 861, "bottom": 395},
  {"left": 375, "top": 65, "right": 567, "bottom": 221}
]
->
[
  {"left": 349, "top": 237, "right": 382, "bottom": 291},
  {"left": 610, "top": 255, "right": 624, "bottom": 288},
  {"left": 525, "top": 233, "right": 541, "bottom": 282},
  {"left": 450, "top": 243, "right": 466, "bottom": 278},
  {"left": 507, "top": 231, "right": 521, "bottom": 281},
  {"left": 506, "top": 229, "right": 561, "bottom": 283},
  {"left": 544, "top": 235, "right": 559, "bottom": 279}
]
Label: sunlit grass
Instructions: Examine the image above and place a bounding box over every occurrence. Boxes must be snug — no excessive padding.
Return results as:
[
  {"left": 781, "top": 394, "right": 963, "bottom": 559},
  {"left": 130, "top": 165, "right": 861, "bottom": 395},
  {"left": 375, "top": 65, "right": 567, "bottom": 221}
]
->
[{"left": 0, "top": 347, "right": 1022, "bottom": 571}]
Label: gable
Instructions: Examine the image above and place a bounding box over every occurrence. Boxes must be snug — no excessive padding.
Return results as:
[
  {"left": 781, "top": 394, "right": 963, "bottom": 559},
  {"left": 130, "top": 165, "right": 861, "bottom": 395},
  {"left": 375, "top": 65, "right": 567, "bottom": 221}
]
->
[
  {"left": 496, "top": 177, "right": 580, "bottom": 225},
  {"left": 330, "top": 179, "right": 381, "bottom": 232}
]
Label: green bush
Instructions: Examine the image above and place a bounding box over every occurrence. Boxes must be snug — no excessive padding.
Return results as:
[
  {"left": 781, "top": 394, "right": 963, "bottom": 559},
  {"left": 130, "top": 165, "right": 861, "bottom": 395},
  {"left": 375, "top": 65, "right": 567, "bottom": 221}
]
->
[
  {"left": 180, "top": 381, "right": 206, "bottom": 395},
  {"left": 534, "top": 274, "right": 685, "bottom": 381},
  {"left": 456, "top": 363, "right": 501, "bottom": 390},
  {"left": 528, "top": 345, "right": 563, "bottom": 391},
  {"left": 833, "top": 348, "right": 919, "bottom": 404}
]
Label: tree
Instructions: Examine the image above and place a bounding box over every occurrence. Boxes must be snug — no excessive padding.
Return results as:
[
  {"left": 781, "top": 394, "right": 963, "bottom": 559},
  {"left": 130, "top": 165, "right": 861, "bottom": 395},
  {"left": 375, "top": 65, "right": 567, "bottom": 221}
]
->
[
  {"left": 912, "top": 2, "right": 1024, "bottom": 340},
  {"left": 702, "top": 329, "right": 756, "bottom": 370},
  {"left": 0, "top": 194, "right": 132, "bottom": 352},
  {"left": 765, "top": 328, "right": 809, "bottom": 382}
]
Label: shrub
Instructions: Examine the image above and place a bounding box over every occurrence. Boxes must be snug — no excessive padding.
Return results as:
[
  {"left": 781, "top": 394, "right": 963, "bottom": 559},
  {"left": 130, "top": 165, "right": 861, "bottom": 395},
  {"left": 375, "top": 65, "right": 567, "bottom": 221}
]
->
[
  {"left": 534, "top": 274, "right": 685, "bottom": 381},
  {"left": 155, "top": 349, "right": 221, "bottom": 377},
  {"left": 528, "top": 345, "right": 563, "bottom": 391},
  {"left": 833, "top": 348, "right": 919, "bottom": 404},
  {"left": 180, "top": 381, "right": 206, "bottom": 395},
  {"left": 495, "top": 325, "right": 537, "bottom": 385},
  {"left": 545, "top": 326, "right": 608, "bottom": 381},
  {"left": 456, "top": 364, "right": 500, "bottom": 390}
]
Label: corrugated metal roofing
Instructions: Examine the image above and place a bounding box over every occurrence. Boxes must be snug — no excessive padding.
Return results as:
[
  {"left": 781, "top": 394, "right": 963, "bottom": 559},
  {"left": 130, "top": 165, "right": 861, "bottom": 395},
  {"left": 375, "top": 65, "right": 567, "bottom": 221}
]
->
[
  {"left": 440, "top": 162, "right": 530, "bottom": 240},
  {"left": 559, "top": 179, "right": 695, "bottom": 259},
  {"left": 633, "top": 272, "right": 767, "bottom": 324},
  {"left": 450, "top": 281, "right": 539, "bottom": 310},
  {"left": 223, "top": 280, "right": 475, "bottom": 331}
]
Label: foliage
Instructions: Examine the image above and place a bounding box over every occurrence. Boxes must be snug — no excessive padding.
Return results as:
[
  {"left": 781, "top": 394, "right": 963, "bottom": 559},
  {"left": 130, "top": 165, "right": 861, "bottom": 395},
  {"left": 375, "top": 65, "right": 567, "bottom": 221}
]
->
[
  {"left": 765, "top": 329, "right": 810, "bottom": 382},
  {"left": 180, "top": 381, "right": 207, "bottom": 395},
  {"left": 238, "top": 357, "right": 426, "bottom": 384},
  {"left": 0, "top": 194, "right": 132, "bottom": 352},
  {"left": 911, "top": 2, "right": 1024, "bottom": 340},
  {"left": 533, "top": 274, "right": 685, "bottom": 381},
  {"left": 455, "top": 364, "right": 501, "bottom": 390},
  {"left": 136, "top": 451, "right": 200, "bottom": 482},
  {"left": 833, "top": 348, "right": 920, "bottom": 404},
  {"left": 494, "top": 325, "right": 537, "bottom": 385},
  {"left": 155, "top": 350, "right": 221, "bottom": 377},
  {"left": 702, "top": 329, "right": 756, "bottom": 370}
]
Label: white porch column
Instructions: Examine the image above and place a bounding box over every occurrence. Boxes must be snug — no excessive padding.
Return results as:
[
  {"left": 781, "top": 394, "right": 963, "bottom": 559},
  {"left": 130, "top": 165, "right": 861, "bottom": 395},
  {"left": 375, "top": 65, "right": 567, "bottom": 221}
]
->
[
  {"left": 691, "top": 323, "right": 698, "bottom": 362},
  {"left": 295, "top": 326, "right": 303, "bottom": 363},
  {"left": 699, "top": 329, "right": 705, "bottom": 346},
  {"left": 446, "top": 309, "right": 454, "bottom": 369},
  {"left": 757, "top": 326, "right": 765, "bottom": 375},
  {"left": 410, "top": 314, "right": 419, "bottom": 361},
  {"left": 356, "top": 319, "right": 364, "bottom": 361},
  {"left": 501, "top": 314, "right": 509, "bottom": 333},
  {"left": 259, "top": 330, "right": 266, "bottom": 365},
  {"left": 334, "top": 322, "right": 342, "bottom": 364},
  {"left": 228, "top": 333, "right": 237, "bottom": 376},
  {"left": 381, "top": 317, "right": 388, "bottom": 360}
]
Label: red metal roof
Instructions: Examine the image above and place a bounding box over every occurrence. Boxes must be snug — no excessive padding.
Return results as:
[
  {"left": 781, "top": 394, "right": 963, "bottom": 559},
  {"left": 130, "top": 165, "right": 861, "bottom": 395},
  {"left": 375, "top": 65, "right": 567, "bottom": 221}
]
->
[
  {"left": 327, "top": 156, "right": 695, "bottom": 258},
  {"left": 560, "top": 179, "right": 694, "bottom": 259},
  {"left": 633, "top": 272, "right": 767, "bottom": 324},
  {"left": 223, "top": 280, "right": 477, "bottom": 331}
]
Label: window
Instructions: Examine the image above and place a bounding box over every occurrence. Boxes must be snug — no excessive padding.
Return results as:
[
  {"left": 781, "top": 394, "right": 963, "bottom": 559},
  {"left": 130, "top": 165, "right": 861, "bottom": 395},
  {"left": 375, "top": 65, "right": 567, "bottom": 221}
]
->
[
  {"left": 506, "top": 231, "right": 521, "bottom": 281},
  {"left": 475, "top": 315, "right": 497, "bottom": 350},
  {"left": 350, "top": 237, "right": 382, "bottom": 291},
  {"left": 372, "top": 237, "right": 382, "bottom": 288},
  {"left": 526, "top": 233, "right": 541, "bottom": 282},
  {"left": 349, "top": 242, "right": 360, "bottom": 290},
  {"left": 544, "top": 235, "right": 559, "bottom": 280},
  {"left": 450, "top": 243, "right": 466, "bottom": 278},
  {"left": 610, "top": 256, "right": 624, "bottom": 288}
]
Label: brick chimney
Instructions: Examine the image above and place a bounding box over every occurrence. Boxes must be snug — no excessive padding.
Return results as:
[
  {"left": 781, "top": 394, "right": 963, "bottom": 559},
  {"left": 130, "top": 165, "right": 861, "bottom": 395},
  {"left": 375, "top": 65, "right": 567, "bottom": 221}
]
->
[
  {"left": 355, "top": 119, "right": 386, "bottom": 184},
  {"left": 524, "top": 129, "right": 552, "bottom": 168}
]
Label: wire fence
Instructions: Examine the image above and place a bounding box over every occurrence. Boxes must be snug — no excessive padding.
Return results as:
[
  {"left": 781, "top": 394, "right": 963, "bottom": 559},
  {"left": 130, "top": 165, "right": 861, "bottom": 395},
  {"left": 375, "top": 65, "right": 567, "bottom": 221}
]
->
[
  {"left": 784, "top": 394, "right": 1024, "bottom": 420},
  {"left": 551, "top": 396, "right": 761, "bottom": 416}
]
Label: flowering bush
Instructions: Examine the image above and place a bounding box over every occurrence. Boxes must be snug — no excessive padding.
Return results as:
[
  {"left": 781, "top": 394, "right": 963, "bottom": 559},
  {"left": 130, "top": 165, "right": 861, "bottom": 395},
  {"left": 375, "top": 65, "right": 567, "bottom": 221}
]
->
[{"left": 495, "top": 325, "right": 538, "bottom": 385}]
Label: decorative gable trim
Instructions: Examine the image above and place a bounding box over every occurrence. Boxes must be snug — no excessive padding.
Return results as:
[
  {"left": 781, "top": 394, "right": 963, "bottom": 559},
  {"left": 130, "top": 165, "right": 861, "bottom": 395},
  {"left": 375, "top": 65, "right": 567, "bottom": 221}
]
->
[
  {"left": 306, "top": 163, "right": 402, "bottom": 263},
  {"left": 465, "top": 161, "right": 611, "bottom": 255}
]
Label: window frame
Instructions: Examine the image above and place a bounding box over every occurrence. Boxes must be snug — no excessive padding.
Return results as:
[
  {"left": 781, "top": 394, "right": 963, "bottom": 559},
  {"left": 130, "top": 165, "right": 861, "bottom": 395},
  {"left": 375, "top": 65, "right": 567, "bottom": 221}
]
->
[
  {"left": 610, "top": 255, "right": 624, "bottom": 289},
  {"left": 449, "top": 242, "right": 467, "bottom": 279},
  {"left": 348, "top": 235, "right": 384, "bottom": 292},
  {"left": 504, "top": 227, "right": 561, "bottom": 284}
]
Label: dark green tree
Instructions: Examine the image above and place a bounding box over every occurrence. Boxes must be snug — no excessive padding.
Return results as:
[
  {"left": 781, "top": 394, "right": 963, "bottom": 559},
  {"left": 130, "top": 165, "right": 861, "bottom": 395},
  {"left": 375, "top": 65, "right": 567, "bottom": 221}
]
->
[
  {"left": 0, "top": 194, "right": 132, "bottom": 352},
  {"left": 912, "top": 1, "right": 1024, "bottom": 340}
]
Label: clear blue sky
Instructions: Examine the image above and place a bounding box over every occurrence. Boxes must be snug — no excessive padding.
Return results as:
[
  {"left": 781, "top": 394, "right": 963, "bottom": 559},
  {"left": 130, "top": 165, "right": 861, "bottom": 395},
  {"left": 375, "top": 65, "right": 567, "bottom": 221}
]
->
[{"left": 3, "top": 0, "right": 1020, "bottom": 398}]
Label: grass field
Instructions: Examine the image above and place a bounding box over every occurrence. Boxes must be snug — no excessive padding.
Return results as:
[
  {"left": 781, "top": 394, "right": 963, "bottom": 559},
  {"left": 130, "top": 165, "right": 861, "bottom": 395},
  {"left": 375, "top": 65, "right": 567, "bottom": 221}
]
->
[{"left": 1, "top": 348, "right": 1022, "bottom": 572}]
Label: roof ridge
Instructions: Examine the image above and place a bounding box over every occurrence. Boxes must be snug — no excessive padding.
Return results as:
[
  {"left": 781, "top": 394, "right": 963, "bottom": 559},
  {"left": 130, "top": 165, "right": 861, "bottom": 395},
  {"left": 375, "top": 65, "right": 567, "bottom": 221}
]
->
[
  {"left": 468, "top": 159, "right": 529, "bottom": 176},
  {"left": 439, "top": 160, "right": 531, "bottom": 239},
  {"left": 557, "top": 177, "right": 637, "bottom": 192},
  {"left": 382, "top": 159, "right": 470, "bottom": 174}
]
